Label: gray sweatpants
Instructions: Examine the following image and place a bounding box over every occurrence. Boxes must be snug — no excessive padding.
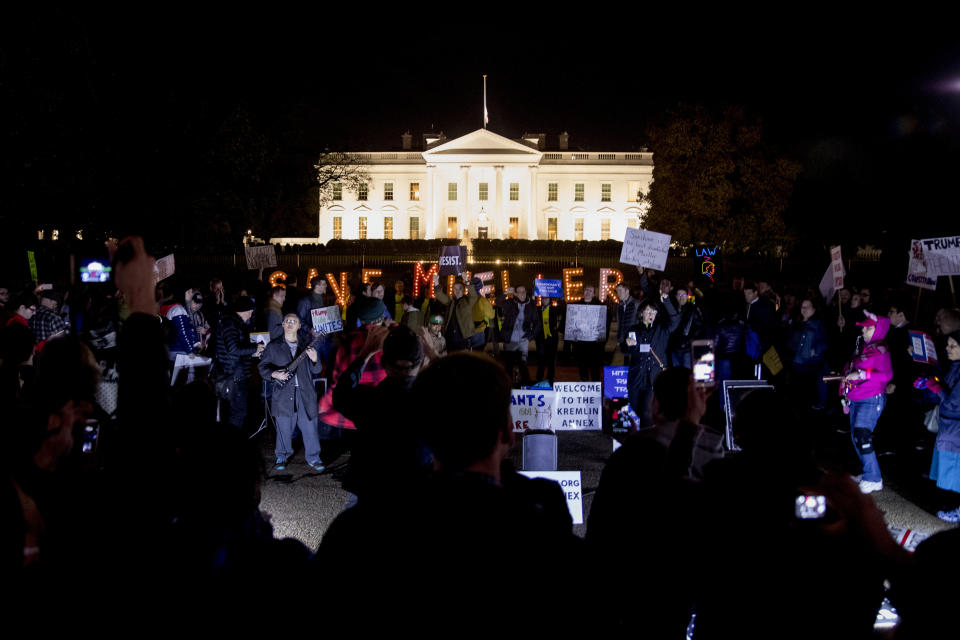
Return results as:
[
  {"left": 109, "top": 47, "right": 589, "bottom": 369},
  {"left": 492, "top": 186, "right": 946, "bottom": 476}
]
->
[{"left": 274, "top": 386, "right": 322, "bottom": 465}]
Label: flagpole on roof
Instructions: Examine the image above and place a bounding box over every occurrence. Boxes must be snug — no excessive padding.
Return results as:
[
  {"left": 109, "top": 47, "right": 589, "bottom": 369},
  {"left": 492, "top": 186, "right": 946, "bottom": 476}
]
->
[{"left": 483, "top": 74, "right": 488, "bottom": 129}]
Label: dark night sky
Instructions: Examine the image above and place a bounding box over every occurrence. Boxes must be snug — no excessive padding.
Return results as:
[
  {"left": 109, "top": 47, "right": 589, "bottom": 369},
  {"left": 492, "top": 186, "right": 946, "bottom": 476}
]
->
[{"left": 4, "top": 7, "right": 960, "bottom": 245}]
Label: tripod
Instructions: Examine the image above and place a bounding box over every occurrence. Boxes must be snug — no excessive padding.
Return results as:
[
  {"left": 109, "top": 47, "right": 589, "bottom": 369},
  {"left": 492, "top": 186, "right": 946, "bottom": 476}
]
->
[{"left": 250, "top": 379, "right": 278, "bottom": 440}]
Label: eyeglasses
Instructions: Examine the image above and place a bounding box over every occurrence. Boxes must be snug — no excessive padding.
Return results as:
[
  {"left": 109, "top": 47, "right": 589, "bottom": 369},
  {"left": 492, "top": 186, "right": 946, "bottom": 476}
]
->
[{"left": 282, "top": 319, "right": 299, "bottom": 325}]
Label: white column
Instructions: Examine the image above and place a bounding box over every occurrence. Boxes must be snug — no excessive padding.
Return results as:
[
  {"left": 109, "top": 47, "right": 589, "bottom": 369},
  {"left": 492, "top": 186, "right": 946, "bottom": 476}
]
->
[
  {"left": 461, "top": 165, "right": 470, "bottom": 239},
  {"left": 494, "top": 165, "right": 504, "bottom": 239},
  {"left": 425, "top": 165, "right": 436, "bottom": 238},
  {"left": 527, "top": 165, "right": 539, "bottom": 239}
]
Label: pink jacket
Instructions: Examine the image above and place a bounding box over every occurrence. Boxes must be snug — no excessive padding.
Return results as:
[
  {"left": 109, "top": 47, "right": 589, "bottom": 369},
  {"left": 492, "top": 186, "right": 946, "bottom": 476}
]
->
[{"left": 844, "top": 316, "right": 893, "bottom": 401}]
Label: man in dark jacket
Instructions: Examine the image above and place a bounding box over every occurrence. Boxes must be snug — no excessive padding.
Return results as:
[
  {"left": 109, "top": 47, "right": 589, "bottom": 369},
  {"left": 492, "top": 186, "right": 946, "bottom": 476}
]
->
[
  {"left": 535, "top": 297, "right": 563, "bottom": 384},
  {"left": 615, "top": 283, "right": 639, "bottom": 366},
  {"left": 258, "top": 314, "right": 324, "bottom": 472},
  {"left": 214, "top": 296, "right": 264, "bottom": 429},
  {"left": 626, "top": 296, "right": 680, "bottom": 428},
  {"left": 497, "top": 284, "right": 537, "bottom": 363}
]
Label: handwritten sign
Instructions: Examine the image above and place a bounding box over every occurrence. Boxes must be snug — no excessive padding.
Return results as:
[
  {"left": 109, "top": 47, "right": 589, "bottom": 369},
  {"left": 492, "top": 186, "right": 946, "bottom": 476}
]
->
[
  {"left": 564, "top": 304, "right": 607, "bottom": 342},
  {"left": 244, "top": 244, "right": 278, "bottom": 270},
  {"left": 603, "top": 366, "right": 629, "bottom": 399},
  {"left": 438, "top": 245, "right": 467, "bottom": 276},
  {"left": 534, "top": 279, "right": 563, "bottom": 298},
  {"left": 518, "top": 471, "right": 584, "bottom": 524},
  {"left": 909, "top": 330, "right": 938, "bottom": 365},
  {"left": 511, "top": 389, "right": 555, "bottom": 432},
  {"left": 551, "top": 382, "right": 602, "bottom": 430},
  {"left": 154, "top": 254, "right": 175, "bottom": 283},
  {"left": 920, "top": 236, "right": 960, "bottom": 277},
  {"left": 310, "top": 305, "right": 344, "bottom": 334},
  {"left": 620, "top": 228, "right": 671, "bottom": 271},
  {"left": 906, "top": 239, "right": 938, "bottom": 290},
  {"left": 830, "top": 245, "right": 844, "bottom": 290}
]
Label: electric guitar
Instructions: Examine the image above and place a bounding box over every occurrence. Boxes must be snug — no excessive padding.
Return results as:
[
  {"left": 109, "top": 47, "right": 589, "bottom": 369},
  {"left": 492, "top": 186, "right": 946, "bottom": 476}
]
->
[{"left": 272, "top": 331, "right": 324, "bottom": 389}]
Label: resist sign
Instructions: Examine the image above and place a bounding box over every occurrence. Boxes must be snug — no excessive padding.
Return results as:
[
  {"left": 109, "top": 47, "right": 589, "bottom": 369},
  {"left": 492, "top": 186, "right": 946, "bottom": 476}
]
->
[{"left": 551, "top": 382, "right": 602, "bottom": 430}]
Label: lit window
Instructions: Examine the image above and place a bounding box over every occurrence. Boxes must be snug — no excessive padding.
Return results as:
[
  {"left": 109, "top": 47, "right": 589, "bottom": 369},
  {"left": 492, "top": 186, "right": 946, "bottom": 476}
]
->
[
  {"left": 547, "top": 218, "right": 558, "bottom": 240},
  {"left": 601, "top": 184, "right": 611, "bottom": 202},
  {"left": 574, "top": 184, "right": 584, "bottom": 202},
  {"left": 384, "top": 216, "right": 393, "bottom": 239},
  {"left": 384, "top": 183, "right": 394, "bottom": 201},
  {"left": 478, "top": 226, "right": 488, "bottom": 239},
  {"left": 574, "top": 219, "right": 584, "bottom": 241},
  {"left": 358, "top": 184, "right": 368, "bottom": 201},
  {"left": 332, "top": 182, "right": 342, "bottom": 201},
  {"left": 359, "top": 216, "right": 368, "bottom": 239},
  {"left": 509, "top": 217, "right": 519, "bottom": 239},
  {"left": 76, "top": 229, "right": 83, "bottom": 240},
  {"left": 37, "top": 230, "right": 44, "bottom": 240},
  {"left": 410, "top": 217, "right": 420, "bottom": 240},
  {"left": 548, "top": 183, "right": 558, "bottom": 201},
  {"left": 52, "top": 229, "right": 60, "bottom": 241},
  {"left": 447, "top": 217, "right": 458, "bottom": 239},
  {"left": 509, "top": 183, "right": 519, "bottom": 201},
  {"left": 448, "top": 183, "right": 458, "bottom": 201},
  {"left": 627, "top": 216, "right": 639, "bottom": 229},
  {"left": 410, "top": 183, "right": 420, "bottom": 201},
  {"left": 601, "top": 219, "right": 611, "bottom": 240},
  {"left": 333, "top": 217, "right": 342, "bottom": 239},
  {"left": 627, "top": 181, "right": 641, "bottom": 202},
  {"left": 479, "top": 182, "right": 488, "bottom": 201}
]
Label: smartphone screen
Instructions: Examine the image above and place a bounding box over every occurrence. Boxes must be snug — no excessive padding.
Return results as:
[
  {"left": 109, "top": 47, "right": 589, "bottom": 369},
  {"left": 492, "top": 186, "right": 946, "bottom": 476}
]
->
[
  {"left": 691, "top": 339, "right": 715, "bottom": 386},
  {"left": 795, "top": 495, "right": 827, "bottom": 519}
]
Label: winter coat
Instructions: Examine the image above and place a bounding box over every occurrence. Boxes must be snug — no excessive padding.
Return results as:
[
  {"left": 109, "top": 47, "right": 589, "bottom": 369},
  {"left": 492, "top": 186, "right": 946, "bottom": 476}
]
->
[
  {"left": 435, "top": 280, "right": 480, "bottom": 340},
  {"left": 933, "top": 361, "right": 960, "bottom": 455},
  {"left": 843, "top": 317, "right": 893, "bottom": 402},
  {"left": 788, "top": 317, "right": 828, "bottom": 367},
  {"left": 627, "top": 297, "right": 681, "bottom": 390},
  {"left": 258, "top": 336, "right": 322, "bottom": 421},
  {"left": 496, "top": 293, "right": 537, "bottom": 342},
  {"left": 160, "top": 302, "right": 199, "bottom": 355},
  {"left": 214, "top": 313, "right": 257, "bottom": 381}
]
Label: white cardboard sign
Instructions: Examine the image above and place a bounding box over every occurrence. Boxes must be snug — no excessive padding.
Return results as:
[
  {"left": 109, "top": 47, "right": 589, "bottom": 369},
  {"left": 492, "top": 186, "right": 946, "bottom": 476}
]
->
[
  {"left": 920, "top": 236, "right": 960, "bottom": 277},
  {"left": 154, "top": 254, "right": 175, "bottom": 283},
  {"left": 564, "top": 304, "right": 607, "bottom": 342},
  {"left": 830, "top": 245, "right": 844, "bottom": 289},
  {"left": 550, "top": 382, "right": 602, "bottom": 430},
  {"left": 310, "top": 305, "right": 344, "bottom": 333},
  {"left": 620, "top": 228, "right": 671, "bottom": 271},
  {"left": 907, "top": 239, "right": 937, "bottom": 290},
  {"left": 519, "top": 471, "right": 584, "bottom": 524},
  {"left": 244, "top": 244, "right": 278, "bottom": 270},
  {"left": 511, "top": 389, "right": 555, "bottom": 432}
]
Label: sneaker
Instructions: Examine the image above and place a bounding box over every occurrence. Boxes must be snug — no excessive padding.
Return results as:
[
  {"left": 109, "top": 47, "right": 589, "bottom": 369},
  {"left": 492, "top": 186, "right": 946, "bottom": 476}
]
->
[
  {"left": 936, "top": 508, "right": 960, "bottom": 523},
  {"left": 308, "top": 460, "right": 325, "bottom": 473},
  {"left": 275, "top": 457, "right": 287, "bottom": 471},
  {"left": 859, "top": 480, "right": 883, "bottom": 494}
]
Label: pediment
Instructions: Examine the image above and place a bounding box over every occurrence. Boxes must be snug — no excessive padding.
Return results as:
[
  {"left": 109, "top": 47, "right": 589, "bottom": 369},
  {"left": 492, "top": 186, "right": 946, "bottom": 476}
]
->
[
  {"left": 423, "top": 129, "right": 543, "bottom": 161},
  {"left": 542, "top": 205, "right": 561, "bottom": 214},
  {"left": 625, "top": 206, "right": 642, "bottom": 214},
  {"left": 353, "top": 204, "right": 373, "bottom": 213},
  {"left": 597, "top": 206, "right": 617, "bottom": 214},
  {"left": 569, "top": 206, "right": 588, "bottom": 214},
  {"left": 328, "top": 204, "right": 345, "bottom": 212},
  {"left": 406, "top": 205, "right": 425, "bottom": 214},
  {"left": 381, "top": 204, "right": 399, "bottom": 213}
]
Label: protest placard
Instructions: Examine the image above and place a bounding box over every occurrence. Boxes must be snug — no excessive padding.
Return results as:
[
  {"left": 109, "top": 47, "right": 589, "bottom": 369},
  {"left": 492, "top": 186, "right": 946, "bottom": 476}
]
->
[
  {"left": 27, "top": 250, "right": 38, "bottom": 282},
  {"left": 518, "top": 471, "right": 584, "bottom": 524},
  {"left": 534, "top": 279, "right": 563, "bottom": 298},
  {"left": 619, "top": 228, "right": 671, "bottom": 271},
  {"left": 551, "top": 382, "right": 602, "bottom": 430},
  {"left": 920, "top": 236, "right": 960, "bottom": 277},
  {"left": 830, "top": 245, "right": 844, "bottom": 289},
  {"left": 909, "top": 330, "right": 938, "bottom": 365},
  {"left": 906, "top": 239, "right": 939, "bottom": 290},
  {"left": 564, "top": 304, "right": 607, "bottom": 342},
  {"left": 310, "top": 305, "right": 344, "bottom": 334},
  {"left": 249, "top": 332, "right": 270, "bottom": 345},
  {"left": 244, "top": 244, "right": 278, "bottom": 270},
  {"left": 511, "top": 389, "right": 555, "bottom": 432},
  {"left": 154, "top": 254, "right": 175, "bottom": 283},
  {"left": 438, "top": 245, "right": 467, "bottom": 276},
  {"left": 603, "top": 366, "right": 629, "bottom": 399}
]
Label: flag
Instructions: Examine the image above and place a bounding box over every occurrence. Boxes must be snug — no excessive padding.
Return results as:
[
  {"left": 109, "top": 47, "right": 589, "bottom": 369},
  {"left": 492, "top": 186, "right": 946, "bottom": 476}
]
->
[{"left": 483, "top": 74, "right": 489, "bottom": 127}]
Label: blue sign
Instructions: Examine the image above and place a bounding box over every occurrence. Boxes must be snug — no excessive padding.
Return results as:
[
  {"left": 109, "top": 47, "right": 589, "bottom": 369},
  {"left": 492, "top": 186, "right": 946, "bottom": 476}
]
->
[
  {"left": 603, "top": 366, "right": 629, "bottom": 399},
  {"left": 534, "top": 279, "right": 563, "bottom": 298}
]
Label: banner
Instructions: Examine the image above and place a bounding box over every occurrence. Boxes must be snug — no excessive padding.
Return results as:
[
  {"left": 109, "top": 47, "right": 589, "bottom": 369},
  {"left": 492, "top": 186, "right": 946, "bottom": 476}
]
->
[
  {"left": 603, "top": 366, "right": 629, "bottom": 399},
  {"left": 564, "top": 304, "right": 607, "bottom": 342},
  {"left": 551, "top": 382, "right": 602, "bottom": 430},
  {"left": 620, "top": 228, "right": 670, "bottom": 271},
  {"left": 511, "top": 389, "right": 555, "bottom": 432},
  {"left": 244, "top": 244, "right": 277, "bottom": 270},
  {"left": 438, "top": 245, "right": 467, "bottom": 276},
  {"left": 907, "top": 239, "right": 938, "bottom": 290},
  {"left": 311, "top": 305, "right": 344, "bottom": 333},
  {"left": 534, "top": 279, "right": 563, "bottom": 298},
  {"left": 830, "top": 245, "right": 844, "bottom": 289},
  {"left": 27, "top": 250, "right": 38, "bottom": 282},
  {"left": 154, "top": 254, "right": 175, "bottom": 283},
  {"left": 920, "top": 236, "right": 960, "bottom": 277},
  {"left": 519, "top": 471, "right": 584, "bottom": 524}
]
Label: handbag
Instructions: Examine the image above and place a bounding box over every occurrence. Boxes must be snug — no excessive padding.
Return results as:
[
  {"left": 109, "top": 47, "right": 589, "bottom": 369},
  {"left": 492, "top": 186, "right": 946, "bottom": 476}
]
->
[{"left": 924, "top": 406, "right": 940, "bottom": 433}]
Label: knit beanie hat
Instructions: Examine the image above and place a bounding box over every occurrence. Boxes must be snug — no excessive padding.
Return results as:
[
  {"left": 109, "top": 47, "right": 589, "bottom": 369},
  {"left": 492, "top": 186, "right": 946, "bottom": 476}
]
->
[{"left": 356, "top": 295, "right": 386, "bottom": 324}]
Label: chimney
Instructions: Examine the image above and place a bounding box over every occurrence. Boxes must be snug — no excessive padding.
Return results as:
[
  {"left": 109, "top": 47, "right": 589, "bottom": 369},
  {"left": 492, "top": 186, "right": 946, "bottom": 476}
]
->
[
  {"left": 401, "top": 131, "right": 412, "bottom": 150},
  {"left": 522, "top": 132, "right": 546, "bottom": 150},
  {"left": 559, "top": 131, "right": 569, "bottom": 151}
]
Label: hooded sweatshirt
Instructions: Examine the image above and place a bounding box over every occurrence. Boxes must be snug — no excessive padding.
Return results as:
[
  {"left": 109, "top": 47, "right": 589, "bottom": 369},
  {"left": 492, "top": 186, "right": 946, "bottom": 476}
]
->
[{"left": 844, "top": 316, "right": 893, "bottom": 401}]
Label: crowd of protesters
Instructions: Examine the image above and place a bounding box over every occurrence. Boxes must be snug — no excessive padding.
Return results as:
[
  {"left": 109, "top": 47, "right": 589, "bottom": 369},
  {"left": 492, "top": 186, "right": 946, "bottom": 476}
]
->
[{"left": 1, "top": 237, "right": 959, "bottom": 635}]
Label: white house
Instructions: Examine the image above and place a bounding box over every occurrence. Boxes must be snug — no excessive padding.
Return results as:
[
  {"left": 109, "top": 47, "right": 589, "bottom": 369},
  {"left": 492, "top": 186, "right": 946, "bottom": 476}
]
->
[{"left": 310, "top": 128, "right": 652, "bottom": 244}]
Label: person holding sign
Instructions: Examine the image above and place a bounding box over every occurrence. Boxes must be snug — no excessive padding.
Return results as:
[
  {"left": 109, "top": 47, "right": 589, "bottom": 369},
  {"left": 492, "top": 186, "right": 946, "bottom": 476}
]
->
[
  {"left": 257, "top": 314, "right": 324, "bottom": 472},
  {"left": 625, "top": 292, "right": 680, "bottom": 428},
  {"left": 433, "top": 272, "right": 479, "bottom": 352}
]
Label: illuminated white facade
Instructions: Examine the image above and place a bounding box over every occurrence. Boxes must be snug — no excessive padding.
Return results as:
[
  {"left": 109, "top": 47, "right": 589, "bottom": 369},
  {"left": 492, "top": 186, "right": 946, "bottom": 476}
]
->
[{"left": 316, "top": 128, "right": 653, "bottom": 243}]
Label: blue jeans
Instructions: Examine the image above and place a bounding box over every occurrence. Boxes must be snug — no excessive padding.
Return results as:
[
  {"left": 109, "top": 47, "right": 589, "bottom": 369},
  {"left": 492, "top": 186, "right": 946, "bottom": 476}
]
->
[{"left": 849, "top": 394, "right": 886, "bottom": 482}]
